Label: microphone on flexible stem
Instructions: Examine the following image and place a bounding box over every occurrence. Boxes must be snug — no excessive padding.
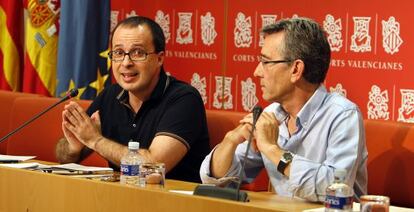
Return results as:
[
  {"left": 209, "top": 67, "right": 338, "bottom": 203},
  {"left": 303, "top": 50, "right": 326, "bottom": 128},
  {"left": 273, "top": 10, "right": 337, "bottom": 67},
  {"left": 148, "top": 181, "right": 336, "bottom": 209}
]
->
[
  {"left": 194, "top": 105, "right": 263, "bottom": 202},
  {"left": 236, "top": 105, "right": 263, "bottom": 200},
  {"left": 0, "top": 89, "right": 79, "bottom": 144}
]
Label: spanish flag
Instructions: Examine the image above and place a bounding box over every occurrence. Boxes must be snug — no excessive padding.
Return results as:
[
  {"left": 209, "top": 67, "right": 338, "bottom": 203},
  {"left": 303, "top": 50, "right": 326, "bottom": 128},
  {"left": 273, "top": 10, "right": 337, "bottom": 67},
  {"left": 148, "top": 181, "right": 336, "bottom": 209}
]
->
[
  {"left": 0, "top": 0, "right": 23, "bottom": 91},
  {"left": 23, "top": 0, "right": 60, "bottom": 96}
]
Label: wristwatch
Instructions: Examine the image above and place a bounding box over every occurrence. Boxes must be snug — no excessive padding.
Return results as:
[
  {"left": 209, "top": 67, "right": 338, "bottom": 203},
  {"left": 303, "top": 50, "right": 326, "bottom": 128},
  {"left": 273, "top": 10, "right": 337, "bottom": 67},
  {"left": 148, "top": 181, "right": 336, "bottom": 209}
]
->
[{"left": 277, "top": 151, "right": 294, "bottom": 175}]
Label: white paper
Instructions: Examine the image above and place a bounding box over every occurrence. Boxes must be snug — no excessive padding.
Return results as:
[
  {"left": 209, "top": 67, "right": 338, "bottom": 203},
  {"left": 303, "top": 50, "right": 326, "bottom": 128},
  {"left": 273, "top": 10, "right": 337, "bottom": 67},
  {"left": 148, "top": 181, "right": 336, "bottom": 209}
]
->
[
  {"left": 169, "top": 190, "right": 194, "bottom": 195},
  {"left": 0, "top": 162, "right": 40, "bottom": 169},
  {"left": 0, "top": 154, "right": 36, "bottom": 162},
  {"left": 69, "top": 174, "right": 114, "bottom": 178},
  {"left": 51, "top": 163, "right": 113, "bottom": 172},
  {"left": 36, "top": 163, "right": 52, "bottom": 169}
]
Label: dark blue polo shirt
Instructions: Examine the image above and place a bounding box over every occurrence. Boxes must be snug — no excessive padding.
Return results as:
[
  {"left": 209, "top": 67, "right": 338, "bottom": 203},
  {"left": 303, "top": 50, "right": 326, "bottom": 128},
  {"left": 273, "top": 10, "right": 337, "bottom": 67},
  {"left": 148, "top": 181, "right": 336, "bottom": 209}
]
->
[{"left": 85, "top": 70, "right": 210, "bottom": 183}]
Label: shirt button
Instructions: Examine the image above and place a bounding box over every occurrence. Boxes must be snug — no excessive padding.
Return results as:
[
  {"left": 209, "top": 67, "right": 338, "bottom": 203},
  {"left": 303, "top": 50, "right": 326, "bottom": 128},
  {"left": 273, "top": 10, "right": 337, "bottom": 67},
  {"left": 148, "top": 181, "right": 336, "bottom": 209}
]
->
[{"left": 132, "top": 124, "right": 136, "bottom": 128}]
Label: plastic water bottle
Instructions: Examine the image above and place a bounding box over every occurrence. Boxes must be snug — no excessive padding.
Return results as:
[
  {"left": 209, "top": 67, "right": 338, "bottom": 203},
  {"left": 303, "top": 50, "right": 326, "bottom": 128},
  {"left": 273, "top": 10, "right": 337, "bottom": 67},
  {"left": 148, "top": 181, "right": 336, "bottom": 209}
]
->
[
  {"left": 325, "top": 169, "right": 354, "bottom": 212},
  {"left": 120, "top": 141, "right": 142, "bottom": 186}
]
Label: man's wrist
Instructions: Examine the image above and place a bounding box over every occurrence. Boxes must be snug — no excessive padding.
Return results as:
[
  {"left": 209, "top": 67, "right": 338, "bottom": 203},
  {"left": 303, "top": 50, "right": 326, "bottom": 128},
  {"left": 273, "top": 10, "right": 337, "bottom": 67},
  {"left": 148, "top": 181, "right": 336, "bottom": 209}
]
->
[
  {"left": 63, "top": 139, "right": 83, "bottom": 155},
  {"left": 91, "top": 136, "right": 105, "bottom": 151},
  {"left": 262, "top": 144, "right": 282, "bottom": 159},
  {"left": 223, "top": 132, "right": 243, "bottom": 148},
  {"left": 57, "top": 139, "right": 82, "bottom": 163},
  {"left": 277, "top": 151, "right": 294, "bottom": 176}
]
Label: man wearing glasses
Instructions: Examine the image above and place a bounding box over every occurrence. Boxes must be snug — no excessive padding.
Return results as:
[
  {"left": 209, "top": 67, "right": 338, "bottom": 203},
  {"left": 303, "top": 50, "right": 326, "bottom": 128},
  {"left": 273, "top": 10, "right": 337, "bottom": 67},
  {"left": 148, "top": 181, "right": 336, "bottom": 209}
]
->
[
  {"left": 200, "top": 17, "right": 367, "bottom": 201},
  {"left": 56, "top": 16, "right": 210, "bottom": 183}
]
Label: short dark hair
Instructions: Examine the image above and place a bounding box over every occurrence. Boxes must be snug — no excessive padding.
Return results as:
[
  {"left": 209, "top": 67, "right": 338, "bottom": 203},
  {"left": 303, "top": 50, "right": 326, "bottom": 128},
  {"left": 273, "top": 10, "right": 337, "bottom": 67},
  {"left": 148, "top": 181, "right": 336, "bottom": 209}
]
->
[
  {"left": 262, "top": 17, "right": 331, "bottom": 84},
  {"left": 111, "top": 16, "right": 165, "bottom": 53}
]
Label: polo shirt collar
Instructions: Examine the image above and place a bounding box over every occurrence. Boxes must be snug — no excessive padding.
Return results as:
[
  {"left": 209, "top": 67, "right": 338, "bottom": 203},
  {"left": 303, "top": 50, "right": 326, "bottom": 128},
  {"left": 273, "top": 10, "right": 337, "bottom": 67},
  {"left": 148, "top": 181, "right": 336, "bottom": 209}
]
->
[{"left": 116, "top": 68, "right": 169, "bottom": 105}]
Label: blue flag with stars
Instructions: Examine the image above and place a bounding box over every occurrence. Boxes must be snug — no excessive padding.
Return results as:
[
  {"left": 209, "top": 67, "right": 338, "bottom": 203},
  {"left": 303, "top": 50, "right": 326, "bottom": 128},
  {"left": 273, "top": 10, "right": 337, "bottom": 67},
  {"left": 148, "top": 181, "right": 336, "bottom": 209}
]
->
[{"left": 57, "top": 0, "right": 110, "bottom": 99}]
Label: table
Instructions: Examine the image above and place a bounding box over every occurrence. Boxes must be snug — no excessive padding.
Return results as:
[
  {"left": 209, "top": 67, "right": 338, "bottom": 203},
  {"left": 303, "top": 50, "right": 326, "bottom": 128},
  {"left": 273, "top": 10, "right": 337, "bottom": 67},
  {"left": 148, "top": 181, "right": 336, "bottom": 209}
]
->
[{"left": 0, "top": 165, "right": 321, "bottom": 212}]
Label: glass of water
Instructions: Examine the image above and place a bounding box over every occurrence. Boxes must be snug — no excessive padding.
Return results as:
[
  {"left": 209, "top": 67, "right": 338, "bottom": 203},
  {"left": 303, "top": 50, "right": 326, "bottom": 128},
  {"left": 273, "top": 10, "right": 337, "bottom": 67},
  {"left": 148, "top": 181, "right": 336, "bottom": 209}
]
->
[
  {"left": 360, "top": 195, "right": 390, "bottom": 212},
  {"left": 139, "top": 162, "right": 165, "bottom": 189}
]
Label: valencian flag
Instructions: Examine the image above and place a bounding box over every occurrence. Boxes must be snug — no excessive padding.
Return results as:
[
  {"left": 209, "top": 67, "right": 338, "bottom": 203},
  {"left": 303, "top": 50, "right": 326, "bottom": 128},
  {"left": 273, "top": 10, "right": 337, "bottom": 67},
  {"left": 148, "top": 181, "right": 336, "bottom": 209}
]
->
[
  {"left": 0, "top": 0, "right": 23, "bottom": 91},
  {"left": 23, "top": 0, "right": 60, "bottom": 96},
  {"left": 57, "top": 0, "right": 110, "bottom": 99}
]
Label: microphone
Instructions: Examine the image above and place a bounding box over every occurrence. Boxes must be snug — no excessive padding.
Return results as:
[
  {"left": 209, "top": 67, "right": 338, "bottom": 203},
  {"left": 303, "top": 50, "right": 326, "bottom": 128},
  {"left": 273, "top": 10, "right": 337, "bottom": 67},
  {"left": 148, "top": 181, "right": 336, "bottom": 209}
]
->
[
  {"left": 236, "top": 105, "right": 263, "bottom": 199},
  {"left": 0, "top": 89, "right": 79, "bottom": 143},
  {"left": 194, "top": 105, "right": 263, "bottom": 202}
]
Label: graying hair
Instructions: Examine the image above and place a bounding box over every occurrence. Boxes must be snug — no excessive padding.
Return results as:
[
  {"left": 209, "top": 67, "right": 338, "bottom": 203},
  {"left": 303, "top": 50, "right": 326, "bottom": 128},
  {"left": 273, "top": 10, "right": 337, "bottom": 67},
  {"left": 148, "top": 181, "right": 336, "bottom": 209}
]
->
[{"left": 261, "top": 17, "right": 331, "bottom": 84}]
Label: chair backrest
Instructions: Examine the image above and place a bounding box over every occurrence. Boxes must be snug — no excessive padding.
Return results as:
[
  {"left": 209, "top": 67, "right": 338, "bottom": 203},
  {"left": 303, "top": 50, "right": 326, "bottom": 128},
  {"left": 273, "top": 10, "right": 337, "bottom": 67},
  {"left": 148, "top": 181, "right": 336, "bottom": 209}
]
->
[
  {"left": 81, "top": 151, "right": 108, "bottom": 167},
  {"left": 6, "top": 97, "right": 87, "bottom": 160},
  {"left": 205, "top": 109, "right": 246, "bottom": 148},
  {"left": 364, "top": 119, "right": 414, "bottom": 208},
  {"left": 0, "top": 90, "right": 39, "bottom": 154}
]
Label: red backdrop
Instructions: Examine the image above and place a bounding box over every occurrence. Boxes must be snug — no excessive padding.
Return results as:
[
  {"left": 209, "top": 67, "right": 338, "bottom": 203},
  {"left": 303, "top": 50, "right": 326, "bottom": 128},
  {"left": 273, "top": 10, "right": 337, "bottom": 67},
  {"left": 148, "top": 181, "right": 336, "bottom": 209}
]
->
[{"left": 111, "top": 0, "right": 414, "bottom": 123}]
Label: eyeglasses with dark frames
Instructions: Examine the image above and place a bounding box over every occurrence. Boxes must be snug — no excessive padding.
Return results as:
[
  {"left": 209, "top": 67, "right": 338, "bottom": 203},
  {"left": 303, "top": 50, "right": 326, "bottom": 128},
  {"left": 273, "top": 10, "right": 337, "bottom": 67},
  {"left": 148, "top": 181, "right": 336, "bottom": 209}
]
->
[
  {"left": 259, "top": 57, "right": 292, "bottom": 66},
  {"left": 108, "top": 49, "right": 157, "bottom": 62}
]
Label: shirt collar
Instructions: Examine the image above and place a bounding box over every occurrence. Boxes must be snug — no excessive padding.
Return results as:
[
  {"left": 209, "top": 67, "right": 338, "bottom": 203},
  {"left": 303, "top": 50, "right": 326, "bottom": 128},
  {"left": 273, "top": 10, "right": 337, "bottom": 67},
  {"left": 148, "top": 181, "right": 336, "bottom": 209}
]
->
[
  {"left": 296, "top": 85, "right": 328, "bottom": 129},
  {"left": 116, "top": 68, "right": 170, "bottom": 105},
  {"left": 273, "top": 85, "right": 327, "bottom": 130},
  {"left": 273, "top": 103, "right": 289, "bottom": 123}
]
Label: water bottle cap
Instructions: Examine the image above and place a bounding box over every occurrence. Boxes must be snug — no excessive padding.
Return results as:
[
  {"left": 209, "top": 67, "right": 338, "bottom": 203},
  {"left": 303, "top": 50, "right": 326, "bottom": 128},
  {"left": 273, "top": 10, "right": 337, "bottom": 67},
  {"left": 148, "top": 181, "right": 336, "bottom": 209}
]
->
[
  {"left": 128, "top": 141, "right": 140, "bottom": 150},
  {"left": 334, "top": 168, "right": 347, "bottom": 178}
]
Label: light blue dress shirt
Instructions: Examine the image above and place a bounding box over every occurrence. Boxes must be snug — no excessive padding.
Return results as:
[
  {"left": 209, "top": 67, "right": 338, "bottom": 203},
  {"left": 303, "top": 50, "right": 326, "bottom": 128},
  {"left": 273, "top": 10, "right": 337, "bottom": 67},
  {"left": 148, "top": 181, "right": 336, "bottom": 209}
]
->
[{"left": 200, "top": 85, "right": 368, "bottom": 202}]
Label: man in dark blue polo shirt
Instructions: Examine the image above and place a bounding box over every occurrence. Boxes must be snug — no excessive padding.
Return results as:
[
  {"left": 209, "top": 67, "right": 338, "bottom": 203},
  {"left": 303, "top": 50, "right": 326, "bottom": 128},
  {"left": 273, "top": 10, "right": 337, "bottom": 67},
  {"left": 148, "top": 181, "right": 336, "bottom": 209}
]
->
[{"left": 55, "top": 16, "right": 210, "bottom": 183}]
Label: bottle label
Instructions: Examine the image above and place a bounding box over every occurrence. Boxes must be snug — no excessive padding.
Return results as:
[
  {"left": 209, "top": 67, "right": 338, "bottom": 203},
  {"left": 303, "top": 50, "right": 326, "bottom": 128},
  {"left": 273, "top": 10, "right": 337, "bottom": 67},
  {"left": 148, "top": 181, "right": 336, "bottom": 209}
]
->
[
  {"left": 120, "top": 164, "right": 139, "bottom": 176},
  {"left": 325, "top": 195, "right": 353, "bottom": 210}
]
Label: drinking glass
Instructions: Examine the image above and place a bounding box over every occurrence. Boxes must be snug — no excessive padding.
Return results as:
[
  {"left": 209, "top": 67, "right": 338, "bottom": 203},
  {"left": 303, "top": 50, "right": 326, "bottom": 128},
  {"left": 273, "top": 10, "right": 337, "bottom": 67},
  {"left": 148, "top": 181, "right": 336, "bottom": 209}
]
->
[
  {"left": 360, "top": 195, "right": 390, "bottom": 212},
  {"left": 139, "top": 162, "right": 165, "bottom": 189}
]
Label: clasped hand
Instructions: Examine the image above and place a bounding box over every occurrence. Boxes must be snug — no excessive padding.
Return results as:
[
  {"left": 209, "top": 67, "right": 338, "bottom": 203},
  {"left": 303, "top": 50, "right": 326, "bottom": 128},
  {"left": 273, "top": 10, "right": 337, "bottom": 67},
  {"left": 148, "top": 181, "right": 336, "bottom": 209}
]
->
[
  {"left": 228, "top": 112, "right": 280, "bottom": 153},
  {"left": 62, "top": 101, "right": 102, "bottom": 151}
]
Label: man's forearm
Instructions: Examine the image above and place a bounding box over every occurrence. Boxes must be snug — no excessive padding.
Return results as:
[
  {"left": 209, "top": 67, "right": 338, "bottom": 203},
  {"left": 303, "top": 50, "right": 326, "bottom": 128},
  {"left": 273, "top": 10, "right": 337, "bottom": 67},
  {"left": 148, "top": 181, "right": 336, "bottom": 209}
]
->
[
  {"left": 94, "top": 138, "right": 156, "bottom": 166},
  {"left": 210, "top": 138, "right": 239, "bottom": 178},
  {"left": 55, "top": 138, "right": 81, "bottom": 163},
  {"left": 91, "top": 137, "right": 126, "bottom": 165}
]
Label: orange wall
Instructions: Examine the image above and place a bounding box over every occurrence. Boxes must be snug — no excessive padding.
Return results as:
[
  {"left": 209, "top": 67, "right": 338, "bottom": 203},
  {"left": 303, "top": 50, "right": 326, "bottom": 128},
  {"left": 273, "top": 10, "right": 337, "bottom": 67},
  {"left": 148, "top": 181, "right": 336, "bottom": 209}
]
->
[{"left": 111, "top": 0, "right": 413, "bottom": 123}]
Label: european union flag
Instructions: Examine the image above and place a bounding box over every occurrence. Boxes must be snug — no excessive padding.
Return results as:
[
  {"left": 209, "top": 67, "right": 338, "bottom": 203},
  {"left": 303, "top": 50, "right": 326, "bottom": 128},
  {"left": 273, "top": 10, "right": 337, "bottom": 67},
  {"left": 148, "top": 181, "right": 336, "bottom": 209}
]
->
[{"left": 57, "top": 0, "right": 110, "bottom": 99}]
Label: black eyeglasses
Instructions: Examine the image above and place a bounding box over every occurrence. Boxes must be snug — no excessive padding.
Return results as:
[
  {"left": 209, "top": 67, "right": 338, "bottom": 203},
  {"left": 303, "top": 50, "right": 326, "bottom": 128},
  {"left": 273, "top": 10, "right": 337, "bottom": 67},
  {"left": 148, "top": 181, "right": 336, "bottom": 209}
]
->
[
  {"left": 108, "top": 49, "right": 157, "bottom": 62},
  {"left": 260, "top": 58, "right": 292, "bottom": 66}
]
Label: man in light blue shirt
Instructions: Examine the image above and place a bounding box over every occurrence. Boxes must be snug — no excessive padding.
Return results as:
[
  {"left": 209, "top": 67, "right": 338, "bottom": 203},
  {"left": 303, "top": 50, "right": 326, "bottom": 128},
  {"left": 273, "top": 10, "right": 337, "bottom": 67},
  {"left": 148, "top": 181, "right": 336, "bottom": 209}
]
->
[{"left": 199, "top": 17, "right": 367, "bottom": 202}]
